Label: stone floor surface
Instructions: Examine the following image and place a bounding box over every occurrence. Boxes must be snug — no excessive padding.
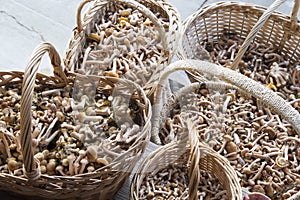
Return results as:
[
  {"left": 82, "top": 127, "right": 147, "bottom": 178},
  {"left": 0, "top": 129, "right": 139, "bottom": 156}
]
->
[{"left": 0, "top": 0, "right": 298, "bottom": 199}]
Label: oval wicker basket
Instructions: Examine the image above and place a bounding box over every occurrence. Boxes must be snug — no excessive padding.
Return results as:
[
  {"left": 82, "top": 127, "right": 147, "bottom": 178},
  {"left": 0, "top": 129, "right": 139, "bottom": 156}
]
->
[
  {"left": 130, "top": 119, "right": 242, "bottom": 199},
  {"left": 64, "top": 0, "right": 181, "bottom": 98},
  {"left": 0, "top": 42, "right": 151, "bottom": 200},
  {"left": 178, "top": 0, "right": 300, "bottom": 91},
  {"left": 151, "top": 59, "right": 300, "bottom": 199}
]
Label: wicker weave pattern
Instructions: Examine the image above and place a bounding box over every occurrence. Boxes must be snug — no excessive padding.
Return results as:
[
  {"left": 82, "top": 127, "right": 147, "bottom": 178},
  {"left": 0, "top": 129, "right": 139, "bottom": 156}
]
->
[
  {"left": 178, "top": 0, "right": 300, "bottom": 66},
  {"left": 0, "top": 42, "right": 151, "bottom": 200},
  {"left": 64, "top": 0, "right": 180, "bottom": 70},
  {"left": 130, "top": 121, "right": 242, "bottom": 199},
  {"left": 65, "top": 0, "right": 166, "bottom": 72}
]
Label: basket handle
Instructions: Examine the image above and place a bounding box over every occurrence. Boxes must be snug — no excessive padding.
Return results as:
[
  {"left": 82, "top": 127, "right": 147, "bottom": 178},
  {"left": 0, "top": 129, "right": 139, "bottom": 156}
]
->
[
  {"left": 186, "top": 119, "right": 201, "bottom": 200},
  {"left": 76, "top": 0, "right": 168, "bottom": 50},
  {"left": 151, "top": 59, "right": 300, "bottom": 144},
  {"left": 231, "top": 0, "right": 299, "bottom": 70},
  {"left": 20, "top": 42, "right": 68, "bottom": 180}
]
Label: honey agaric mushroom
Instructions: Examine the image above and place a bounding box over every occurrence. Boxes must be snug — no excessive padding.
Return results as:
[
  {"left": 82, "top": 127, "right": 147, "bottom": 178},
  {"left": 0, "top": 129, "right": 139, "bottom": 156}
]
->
[
  {"left": 79, "top": 158, "right": 89, "bottom": 174},
  {"left": 55, "top": 165, "right": 66, "bottom": 176},
  {"left": 86, "top": 146, "right": 98, "bottom": 162},
  {"left": 67, "top": 154, "right": 76, "bottom": 176}
]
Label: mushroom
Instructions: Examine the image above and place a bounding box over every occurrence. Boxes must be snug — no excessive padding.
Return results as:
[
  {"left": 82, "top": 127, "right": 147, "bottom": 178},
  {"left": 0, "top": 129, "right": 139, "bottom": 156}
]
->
[
  {"left": 87, "top": 165, "right": 95, "bottom": 173},
  {"left": 67, "top": 154, "right": 76, "bottom": 176},
  {"left": 79, "top": 158, "right": 89, "bottom": 174},
  {"left": 86, "top": 146, "right": 98, "bottom": 162},
  {"left": 55, "top": 165, "right": 66, "bottom": 176},
  {"left": 77, "top": 112, "right": 103, "bottom": 123},
  {"left": 70, "top": 131, "right": 85, "bottom": 143},
  {"left": 71, "top": 95, "right": 89, "bottom": 110}
]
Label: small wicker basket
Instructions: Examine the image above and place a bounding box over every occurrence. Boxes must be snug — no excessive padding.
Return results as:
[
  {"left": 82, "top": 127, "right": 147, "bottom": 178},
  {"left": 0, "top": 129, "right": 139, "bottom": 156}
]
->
[
  {"left": 64, "top": 0, "right": 181, "bottom": 98},
  {"left": 178, "top": 0, "right": 300, "bottom": 86},
  {"left": 130, "top": 119, "right": 242, "bottom": 199},
  {"left": 0, "top": 42, "right": 151, "bottom": 200}
]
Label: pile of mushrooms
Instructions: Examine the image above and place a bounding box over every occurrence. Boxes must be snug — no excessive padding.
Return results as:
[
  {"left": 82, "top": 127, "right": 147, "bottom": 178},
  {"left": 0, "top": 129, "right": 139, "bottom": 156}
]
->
[
  {"left": 198, "top": 30, "right": 299, "bottom": 104},
  {"left": 0, "top": 77, "right": 146, "bottom": 177},
  {"left": 138, "top": 164, "right": 227, "bottom": 199},
  {"left": 78, "top": 3, "right": 169, "bottom": 87},
  {"left": 157, "top": 82, "right": 300, "bottom": 199}
]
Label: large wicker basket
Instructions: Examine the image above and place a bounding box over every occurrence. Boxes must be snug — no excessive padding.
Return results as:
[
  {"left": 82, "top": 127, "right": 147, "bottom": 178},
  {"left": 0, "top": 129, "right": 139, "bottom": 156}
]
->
[
  {"left": 0, "top": 42, "right": 151, "bottom": 199},
  {"left": 151, "top": 59, "right": 300, "bottom": 199},
  {"left": 130, "top": 119, "right": 242, "bottom": 199},
  {"left": 178, "top": 0, "right": 300, "bottom": 88},
  {"left": 64, "top": 0, "right": 181, "bottom": 98}
]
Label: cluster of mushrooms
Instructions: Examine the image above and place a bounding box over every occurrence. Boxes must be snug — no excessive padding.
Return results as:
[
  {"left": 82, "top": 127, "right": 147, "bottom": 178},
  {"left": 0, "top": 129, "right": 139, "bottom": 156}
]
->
[
  {"left": 78, "top": 4, "right": 169, "bottom": 87},
  {"left": 201, "top": 30, "right": 299, "bottom": 105},
  {"left": 158, "top": 83, "right": 299, "bottom": 199},
  {"left": 138, "top": 164, "right": 227, "bottom": 199},
  {"left": 0, "top": 78, "right": 145, "bottom": 177}
]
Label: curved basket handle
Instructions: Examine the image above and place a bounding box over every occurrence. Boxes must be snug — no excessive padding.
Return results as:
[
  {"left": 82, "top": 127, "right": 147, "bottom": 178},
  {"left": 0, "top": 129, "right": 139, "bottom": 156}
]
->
[
  {"left": 231, "top": 0, "right": 299, "bottom": 70},
  {"left": 186, "top": 119, "right": 201, "bottom": 200},
  {"left": 151, "top": 59, "right": 300, "bottom": 144},
  {"left": 76, "top": 0, "right": 168, "bottom": 50},
  {"left": 76, "top": 0, "right": 94, "bottom": 33},
  {"left": 185, "top": 118, "right": 242, "bottom": 199},
  {"left": 291, "top": 0, "right": 299, "bottom": 28},
  {"left": 20, "top": 42, "right": 67, "bottom": 179}
]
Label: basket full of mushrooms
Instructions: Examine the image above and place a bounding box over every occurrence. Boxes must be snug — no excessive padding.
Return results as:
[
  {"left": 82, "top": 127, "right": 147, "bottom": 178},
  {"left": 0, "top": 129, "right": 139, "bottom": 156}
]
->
[
  {"left": 64, "top": 0, "right": 181, "bottom": 97},
  {"left": 130, "top": 119, "right": 243, "bottom": 200},
  {"left": 151, "top": 59, "right": 300, "bottom": 199},
  {"left": 178, "top": 0, "right": 300, "bottom": 106},
  {"left": 0, "top": 42, "right": 151, "bottom": 199}
]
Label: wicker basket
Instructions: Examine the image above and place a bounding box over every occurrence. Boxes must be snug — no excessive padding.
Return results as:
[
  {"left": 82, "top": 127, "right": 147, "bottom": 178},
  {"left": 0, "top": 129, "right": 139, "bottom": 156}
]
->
[
  {"left": 178, "top": 0, "right": 300, "bottom": 89},
  {"left": 151, "top": 59, "right": 300, "bottom": 199},
  {"left": 0, "top": 42, "right": 151, "bottom": 200},
  {"left": 152, "top": 59, "right": 300, "bottom": 144},
  {"left": 130, "top": 119, "right": 242, "bottom": 199},
  {"left": 64, "top": 0, "right": 181, "bottom": 98}
]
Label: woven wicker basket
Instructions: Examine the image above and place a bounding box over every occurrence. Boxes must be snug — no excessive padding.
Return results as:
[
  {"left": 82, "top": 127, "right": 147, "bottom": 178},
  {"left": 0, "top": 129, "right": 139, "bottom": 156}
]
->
[
  {"left": 130, "top": 119, "right": 242, "bottom": 199},
  {"left": 0, "top": 42, "right": 151, "bottom": 200},
  {"left": 64, "top": 0, "right": 181, "bottom": 98},
  {"left": 151, "top": 59, "right": 300, "bottom": 199},
  {"left": 178, "top": 0, "right": 300, "bottom": 86}
]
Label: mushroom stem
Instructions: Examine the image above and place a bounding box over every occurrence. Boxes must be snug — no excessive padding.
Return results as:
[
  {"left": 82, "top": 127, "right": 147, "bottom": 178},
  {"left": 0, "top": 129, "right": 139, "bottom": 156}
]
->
[
  {"left": 79, "top": 158, "right": 89, "bottom": 174},
  {"left": 248, "top": 161, "right": 267, "bottom": 186}
]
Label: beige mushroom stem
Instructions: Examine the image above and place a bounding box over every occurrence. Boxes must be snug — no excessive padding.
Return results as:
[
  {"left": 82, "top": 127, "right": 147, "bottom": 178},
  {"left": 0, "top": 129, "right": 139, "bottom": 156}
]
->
[{"left": 152, "top": 59, "right": 300, "bottom": 144}]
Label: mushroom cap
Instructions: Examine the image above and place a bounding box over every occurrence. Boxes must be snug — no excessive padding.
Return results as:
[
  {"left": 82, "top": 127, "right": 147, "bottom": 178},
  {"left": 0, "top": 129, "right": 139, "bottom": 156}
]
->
[
  {"left": 86, "top": 146, "right": 98, "bottom": 162},
  {"left": 96, "top": 158, "right": 109, "bottom": 166},
  {"left": 80, "top": 158, "right": 89, "bottom": 165}
]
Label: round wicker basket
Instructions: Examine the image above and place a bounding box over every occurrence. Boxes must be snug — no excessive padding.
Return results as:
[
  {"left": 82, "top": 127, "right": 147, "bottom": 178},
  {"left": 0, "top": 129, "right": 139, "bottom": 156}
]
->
[
  {"left": 64, "top": 0, "right": 181, "bottom": 98},
  {"left": 178, "top": 0, "right": 300, "bottom": 86},
  {"left": 130, "top": 119, "right": 242, "bottom": 199},
  {"left": 151, "top": 59, "right": 300, "bottom": 199},
  {"left": 0, "top": 42, "right": 151, "bottom": 200}
]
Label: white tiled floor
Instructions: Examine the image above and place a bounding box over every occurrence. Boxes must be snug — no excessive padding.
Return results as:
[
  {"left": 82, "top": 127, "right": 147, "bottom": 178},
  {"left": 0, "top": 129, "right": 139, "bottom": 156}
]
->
[{"left": 0, "top": 0, "right": 298, "bottom": 199}]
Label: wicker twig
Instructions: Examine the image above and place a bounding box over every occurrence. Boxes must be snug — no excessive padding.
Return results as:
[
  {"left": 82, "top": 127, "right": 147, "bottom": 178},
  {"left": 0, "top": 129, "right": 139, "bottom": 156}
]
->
[{"left": 231, "top": 0, "right": 298, "bottom": 70}]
